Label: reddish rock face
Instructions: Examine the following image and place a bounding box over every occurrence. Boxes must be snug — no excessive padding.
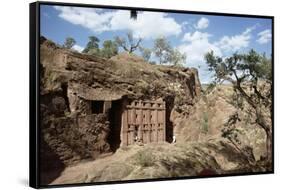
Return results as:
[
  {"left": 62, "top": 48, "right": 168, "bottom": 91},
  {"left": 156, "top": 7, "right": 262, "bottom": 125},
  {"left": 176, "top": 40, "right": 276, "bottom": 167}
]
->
[{"left": 198, "top": 169, "right": 217, "bottom": 176}]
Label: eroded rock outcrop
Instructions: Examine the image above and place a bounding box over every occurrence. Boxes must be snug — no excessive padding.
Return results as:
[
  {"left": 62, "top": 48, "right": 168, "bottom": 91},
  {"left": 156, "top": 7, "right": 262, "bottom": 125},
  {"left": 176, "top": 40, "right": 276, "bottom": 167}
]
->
[
  {"left": 172, "top": 85, "right": 267, "bottom": 161},
  {"left": 39, "top": 36, "right": 201, "bottom": 177}
]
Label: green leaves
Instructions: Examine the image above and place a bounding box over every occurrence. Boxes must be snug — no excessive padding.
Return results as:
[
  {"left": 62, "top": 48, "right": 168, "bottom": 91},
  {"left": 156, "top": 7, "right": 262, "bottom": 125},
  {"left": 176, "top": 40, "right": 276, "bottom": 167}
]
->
[
  {"left": 100, "top": 40, "right": 118, "bottom": 58},
  {"left": 63, "top": 37, "right": 76, "bottom": 49},
  {"left": 166, "top": 49, "right": 187, "bottom": 66},
  {"left": 114, "top": 32, "right": 142, "bottom": 53},
  {"left": 205, "top": 50, "right": 272, "bottom": 161},
  {"left": 82, "top": 37, "right": 119, "bottom": 59},
  {"left": 204, "top": 49, "right": 272, "bottom": 84},
  {"left": 153, "top": 36, "right": 186, "bottom": 65},
  {"left": 139, "top": 46, "right": 152, "bottom": 61},
  {"left": 153, "top": 37, "right": 172, "bottom": 64},
  {"left": 82, "top": 36, "right": 100, "bottom": 54}
]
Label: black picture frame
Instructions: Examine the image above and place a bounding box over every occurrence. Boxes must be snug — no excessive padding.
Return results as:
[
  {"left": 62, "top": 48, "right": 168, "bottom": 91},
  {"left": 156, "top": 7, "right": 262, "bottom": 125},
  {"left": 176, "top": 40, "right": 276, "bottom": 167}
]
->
[{"left": 30, "top": 1, "right": 274, "bottom": 188}]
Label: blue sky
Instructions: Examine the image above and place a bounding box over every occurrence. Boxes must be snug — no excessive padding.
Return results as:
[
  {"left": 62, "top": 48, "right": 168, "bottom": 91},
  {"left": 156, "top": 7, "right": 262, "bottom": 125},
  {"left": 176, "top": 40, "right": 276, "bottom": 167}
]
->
[{"left": 40, "top": 5, "right": 272, "bottom": 84}]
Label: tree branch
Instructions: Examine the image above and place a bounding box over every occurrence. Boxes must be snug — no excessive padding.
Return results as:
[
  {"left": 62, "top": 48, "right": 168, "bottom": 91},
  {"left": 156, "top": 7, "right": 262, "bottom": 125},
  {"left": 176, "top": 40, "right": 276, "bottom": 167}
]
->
[{"left": 129, "top": 38, "right": 142, "bottom": 53}]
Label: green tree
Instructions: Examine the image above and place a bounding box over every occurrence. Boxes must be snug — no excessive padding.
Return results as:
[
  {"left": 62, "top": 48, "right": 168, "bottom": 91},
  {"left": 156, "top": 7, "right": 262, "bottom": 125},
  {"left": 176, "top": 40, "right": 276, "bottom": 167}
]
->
[
  {"left": 63, "top": 37, "right": 76, "bottom": 49},
  {"left": 100, "top": 40, "right": 118, "bottom": 58},
  {"left": 82, "top": 36, "right": 100, "bottom": 55},
  {"left": 153, "top": 37, "right": 186, "bottom": 65},
  {"left": 153, "top": 37, "right": 172, "bottom": 64},
  {"left": 167, "top": 49, "right": 187, "bottom": 66},
  {"left": 205, "top": 49, "right": 272, "bottom": 162},
  {"left": 114, "top": 32, "right": 142, "bottom": 53},
  {"left": 139, "top": 46, "right": 152, "bottom": 62}
]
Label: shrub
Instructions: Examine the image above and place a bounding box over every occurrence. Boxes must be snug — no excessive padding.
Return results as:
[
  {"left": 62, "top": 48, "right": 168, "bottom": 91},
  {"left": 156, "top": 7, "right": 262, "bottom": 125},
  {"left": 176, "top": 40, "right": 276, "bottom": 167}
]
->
[{"left": 135, "top": 149, "right": 155, "bottom": 167}]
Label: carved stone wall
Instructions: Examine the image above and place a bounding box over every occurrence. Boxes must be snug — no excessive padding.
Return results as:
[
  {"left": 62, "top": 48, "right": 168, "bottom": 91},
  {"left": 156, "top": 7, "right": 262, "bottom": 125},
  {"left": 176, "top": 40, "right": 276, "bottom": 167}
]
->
[{"left": 41, "top": 114, "right": 111, "bottom": 167}]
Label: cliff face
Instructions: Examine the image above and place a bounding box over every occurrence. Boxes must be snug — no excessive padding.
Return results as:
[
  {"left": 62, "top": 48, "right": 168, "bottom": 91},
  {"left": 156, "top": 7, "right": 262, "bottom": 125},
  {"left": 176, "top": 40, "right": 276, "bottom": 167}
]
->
[
  {"left": 173, "top": 85, "right": 267, "bottom": 160},
  {"left": 39, "top": 36, "right": 201, "bottom": 179},
  {"left": 40, "top": 37, "right": 201, "bottom": 103}
]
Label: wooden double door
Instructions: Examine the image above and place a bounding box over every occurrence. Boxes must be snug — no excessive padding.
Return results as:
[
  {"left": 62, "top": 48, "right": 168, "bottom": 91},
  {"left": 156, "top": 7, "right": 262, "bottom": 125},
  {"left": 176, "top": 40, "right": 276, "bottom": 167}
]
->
[{"left": 121, "top": 100, "right": 166, "bottom": 146}]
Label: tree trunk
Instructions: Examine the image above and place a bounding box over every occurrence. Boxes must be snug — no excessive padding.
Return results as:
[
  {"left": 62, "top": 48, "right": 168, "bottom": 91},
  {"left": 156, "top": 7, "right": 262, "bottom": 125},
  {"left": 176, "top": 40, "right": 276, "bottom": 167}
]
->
[
  {"left": 265, "top": 129, "right": 273, "bottom": 163},
  {"left": 256, "top": 111, "right": 272, "bottom": 163}
]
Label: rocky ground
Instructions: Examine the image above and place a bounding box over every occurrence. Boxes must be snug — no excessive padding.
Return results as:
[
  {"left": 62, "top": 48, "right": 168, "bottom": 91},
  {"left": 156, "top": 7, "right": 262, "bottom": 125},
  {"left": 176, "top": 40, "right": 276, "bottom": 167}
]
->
[{"left": 50, "top": 85, "right": 269, "bottom": 185}]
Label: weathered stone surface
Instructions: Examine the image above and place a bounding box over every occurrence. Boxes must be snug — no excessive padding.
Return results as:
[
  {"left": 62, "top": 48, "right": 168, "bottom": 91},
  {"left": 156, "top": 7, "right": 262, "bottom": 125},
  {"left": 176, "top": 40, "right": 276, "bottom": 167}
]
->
[
  {"left": 39, "top": 36, "right": 202, "bottom": 184},
  {"left": 172, "top": 85, "right": 267, "bottom": 161},
  {"left": 50, "top": 139, "right": 267, "bottom": 185},
  {"left": 40, "top": 37, "right": 202, "bottom": 148},
  {"left": 40, "top": 36, "right": 202, "bottom": 146},
  {"left": 40, "top": 37, "right": 201, "bottom": 103},
  {"left": 40, "top": 114, "right": 111, "bottom": 166}
]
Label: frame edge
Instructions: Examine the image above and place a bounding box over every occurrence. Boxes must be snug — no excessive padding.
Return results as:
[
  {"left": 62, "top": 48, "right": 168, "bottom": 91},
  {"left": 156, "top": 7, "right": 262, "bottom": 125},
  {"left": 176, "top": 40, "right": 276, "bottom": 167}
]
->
[{"left": 29, "top": 1, "right": 40, "bottom": 189}]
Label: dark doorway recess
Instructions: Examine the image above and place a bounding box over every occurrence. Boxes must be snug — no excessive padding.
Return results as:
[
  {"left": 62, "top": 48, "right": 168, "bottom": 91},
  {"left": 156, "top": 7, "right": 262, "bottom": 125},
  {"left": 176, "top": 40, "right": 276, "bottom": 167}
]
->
[
  {"left": 40, "top": 139, "right": 65, "bottom": 185},
  {"left": 91, "top": 101, "right": 104, "bottom": 114},
  {"left": 164, "top": 95, "right": 175, "bottom": 143},
  {"left": 61, "top": 83, "right": 70, "bottom": 112},
  {"left": 108, "top": 99, "right": 122, "bottom": 152}
]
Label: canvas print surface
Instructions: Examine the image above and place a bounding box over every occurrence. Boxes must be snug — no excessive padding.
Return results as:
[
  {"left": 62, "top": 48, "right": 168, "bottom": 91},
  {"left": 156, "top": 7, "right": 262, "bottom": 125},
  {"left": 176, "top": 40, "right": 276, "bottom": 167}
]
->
[{"left": 38, "top": 3, "right": 273, "bottom": 186}]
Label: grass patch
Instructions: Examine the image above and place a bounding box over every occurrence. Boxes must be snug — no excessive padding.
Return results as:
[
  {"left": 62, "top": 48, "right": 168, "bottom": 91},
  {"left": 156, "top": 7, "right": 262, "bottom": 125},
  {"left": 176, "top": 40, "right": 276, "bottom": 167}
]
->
[{"left": 134, "top": 149, "right": 155, "bottom": 167}]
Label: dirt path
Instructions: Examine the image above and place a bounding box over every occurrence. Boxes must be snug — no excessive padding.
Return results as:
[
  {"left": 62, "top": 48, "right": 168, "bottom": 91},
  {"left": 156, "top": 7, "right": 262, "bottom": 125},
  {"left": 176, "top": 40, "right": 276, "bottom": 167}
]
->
[{"left": 50, "top": 145, "right": 141, "bottom": 185}]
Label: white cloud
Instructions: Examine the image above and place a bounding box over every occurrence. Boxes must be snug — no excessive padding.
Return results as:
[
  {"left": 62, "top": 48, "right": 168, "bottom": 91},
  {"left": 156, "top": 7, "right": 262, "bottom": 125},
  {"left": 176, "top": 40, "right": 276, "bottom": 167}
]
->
[
  {"left": 195, "top": 17, "right": 209, "bottom": 29},
  {"left": 179, "top": 31, "right": 222, "bottom": 83},
  {"left": 182, "top": 21, "right": 189, "bottom": 26},
  {"left": 182, "top": 31, "right": 212, "bottom": 42},
  {"left": 215, "top": 26, "right": 254, "bottom": 52},
  {"left": 180, "top": 31, "right": 222, "bottom": 64},
  {"left": 72, "top": 44, "right": 84, "bottom": 52},
  {"left": 54, "top": 6, "right": 114, "bottom": 33},
  {"left": 257, "top": 29, "right": 272, "bottom": 44},
  {"left": 178, "top": 26, "right": 256, "bottom": 83},
  {"left": 54, "top": 6, "right": 182, "bottom": 39},
  {"left": 110, "top": 11, "right": 182, "bottom": 39},
  {"left": 181, "top": 21, "right": 189, "bottom": 30}
]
